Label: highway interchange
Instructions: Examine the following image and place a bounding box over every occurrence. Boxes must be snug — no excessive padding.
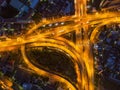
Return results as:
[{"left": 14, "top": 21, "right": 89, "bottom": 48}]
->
[{"left": 0, "top": 0, "right": 120, "bottom": 90}]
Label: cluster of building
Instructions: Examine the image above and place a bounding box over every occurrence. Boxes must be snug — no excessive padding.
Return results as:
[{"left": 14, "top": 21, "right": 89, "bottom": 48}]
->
[
  {"left": 87, "top": 0, "right": 120, "bottom": 13},
  {"left": 0, "top": 0, "right": 39, "bottom": 18},
  {"left": 14, "top": 67, "right": 58, "bottom": 90},
  {"left": 0, "top": 0, "right": 74, "bottom": 37},
  {"left": 0, "top": 0, "right": 39, "bottom": 37},
  {"left": 93, "top": 24, "right": 120, "bottom": 89},
  {"left": 36, "top": 0, "right": 74, "bottom": 18}
]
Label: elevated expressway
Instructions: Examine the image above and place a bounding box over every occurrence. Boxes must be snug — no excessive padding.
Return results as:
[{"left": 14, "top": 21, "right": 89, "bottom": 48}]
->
[{"left": 0, "top": 0, "right": 120, "bottom": 90}]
